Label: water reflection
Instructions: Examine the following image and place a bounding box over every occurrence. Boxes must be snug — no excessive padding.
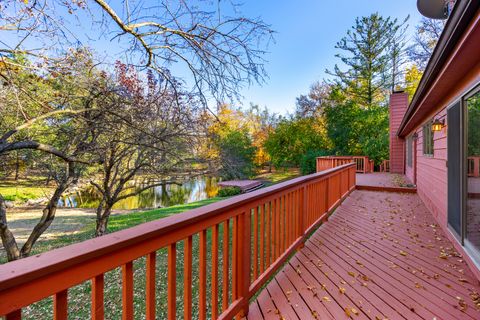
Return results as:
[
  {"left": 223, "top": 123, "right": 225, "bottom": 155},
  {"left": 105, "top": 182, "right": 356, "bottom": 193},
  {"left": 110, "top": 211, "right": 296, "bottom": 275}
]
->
[{"left": 59, "top": 176, "right": 220, "bottom": 210}]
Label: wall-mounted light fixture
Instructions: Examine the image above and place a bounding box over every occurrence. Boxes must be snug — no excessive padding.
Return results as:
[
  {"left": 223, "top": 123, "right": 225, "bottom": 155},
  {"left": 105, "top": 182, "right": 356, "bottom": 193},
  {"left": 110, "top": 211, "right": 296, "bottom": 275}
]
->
[
  {"left": 412, "top": 132, "right": 419, "bottom": 140},
  {"left": 432, "top": 118, "right": 445, "bottom": 132}
]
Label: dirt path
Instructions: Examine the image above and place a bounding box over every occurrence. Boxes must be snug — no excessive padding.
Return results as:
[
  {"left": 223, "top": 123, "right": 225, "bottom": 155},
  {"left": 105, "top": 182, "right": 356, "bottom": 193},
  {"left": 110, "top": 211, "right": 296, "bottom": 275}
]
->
[{"left": 2, "top": 207, "right": 128, "bottom": 247}]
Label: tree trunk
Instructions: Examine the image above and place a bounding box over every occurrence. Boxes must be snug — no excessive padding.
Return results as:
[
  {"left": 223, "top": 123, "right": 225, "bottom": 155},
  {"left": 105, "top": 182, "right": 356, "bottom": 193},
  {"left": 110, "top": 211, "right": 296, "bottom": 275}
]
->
[
  {"left": 0, "top": 194, "right": 21, "bottom": 261},
  {"left": 95, "top": 206, "right": 112, "bottom": 237},
  {"left": 19, "top": 181, "right": 68, "bottom": 258}
]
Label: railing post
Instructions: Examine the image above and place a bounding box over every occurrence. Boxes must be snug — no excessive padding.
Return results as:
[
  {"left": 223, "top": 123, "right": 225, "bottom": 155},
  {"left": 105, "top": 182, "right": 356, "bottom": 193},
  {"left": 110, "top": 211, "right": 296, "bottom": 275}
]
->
[
  {"left": 297, "top": 185, "right": 306, "bottom": 247},
  {"left": 475, "top": 158, "right": 480, "bottom": 177},
  {"left": 237, "top": 210, "right": 251, "bottom": 317}
]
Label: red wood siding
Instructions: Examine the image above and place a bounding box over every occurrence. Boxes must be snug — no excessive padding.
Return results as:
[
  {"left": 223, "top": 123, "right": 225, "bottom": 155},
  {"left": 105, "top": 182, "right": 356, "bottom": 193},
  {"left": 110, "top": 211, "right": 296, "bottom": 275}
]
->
[
  {"left": 411, "top": 109, "right": 448, "bottom": 226},
  {"left": 389, "top": 93, "right": 409, "bottom": 174}
]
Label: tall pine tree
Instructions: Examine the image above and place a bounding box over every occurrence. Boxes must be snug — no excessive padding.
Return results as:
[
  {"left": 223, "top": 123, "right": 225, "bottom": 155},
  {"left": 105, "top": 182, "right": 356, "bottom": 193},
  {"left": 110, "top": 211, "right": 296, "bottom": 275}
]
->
[{"left": 327, "top": 13, "right": 407, "bottom": 108}]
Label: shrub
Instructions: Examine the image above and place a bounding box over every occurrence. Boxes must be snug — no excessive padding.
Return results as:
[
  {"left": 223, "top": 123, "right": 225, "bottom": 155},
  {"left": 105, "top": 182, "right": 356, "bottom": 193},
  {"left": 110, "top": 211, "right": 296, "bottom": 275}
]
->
[
  {"left": 217, "top": 186, "right": 242, "bottom": 197},
  {"left": 300, "top": 150, "right": 329, "bottom": 175}
]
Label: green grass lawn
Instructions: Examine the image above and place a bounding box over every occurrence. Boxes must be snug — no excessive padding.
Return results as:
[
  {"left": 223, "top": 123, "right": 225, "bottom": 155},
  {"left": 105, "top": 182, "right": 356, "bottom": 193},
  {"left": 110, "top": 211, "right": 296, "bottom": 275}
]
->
[
  {"left": 255, "top": 168, "right": 300, "bottom": 186},
  {"left": 0, "top": 178, "right": 54, "bottom": 202}
]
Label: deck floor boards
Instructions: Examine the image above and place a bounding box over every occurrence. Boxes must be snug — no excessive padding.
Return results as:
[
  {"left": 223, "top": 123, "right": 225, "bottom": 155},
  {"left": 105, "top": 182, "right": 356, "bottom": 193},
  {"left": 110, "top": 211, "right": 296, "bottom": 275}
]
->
[{"left": 247, "top": 190, "right": 480, "bottom": 320}]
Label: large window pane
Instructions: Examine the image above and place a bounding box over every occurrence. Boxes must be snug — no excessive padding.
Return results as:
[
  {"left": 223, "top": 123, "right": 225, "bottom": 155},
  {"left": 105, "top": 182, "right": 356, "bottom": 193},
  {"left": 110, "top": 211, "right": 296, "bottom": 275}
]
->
[{"left": 466, "top": 91, "right": 480, "bottom": 252}]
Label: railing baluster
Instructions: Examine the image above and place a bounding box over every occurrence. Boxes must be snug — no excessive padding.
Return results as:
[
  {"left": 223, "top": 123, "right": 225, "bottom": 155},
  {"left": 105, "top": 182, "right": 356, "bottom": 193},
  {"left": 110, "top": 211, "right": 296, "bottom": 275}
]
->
[
  {"left": 298, "top": 186, "right": 305, "bottom": 240},
  {"left": 6, "top": 310, "right": 21, "bottom": 320},
  {"left": 54, "top": 290, "right": 68, "bottom": 320},
  {"left": 275, "top": 198, "right": 280, "bottom": 260},
  {"left": 253, "top": 206, "right": 258, "bottom": 280},
  {"left": 284, "top": 191, "right": 291, "bottom": 246},
  {"left": 168, "top": 243, "right": 176, "bottom": 320},
  {"left": 122, "top": 261, "right": 134, "bottom": 320},
  {"left": 265, "top": 202, "right": 271, "bottom": 268},
  {"left": 271, "top": 199, "right": 276, "bottom": 262},
  {"left": 237, "top": 210, "right": 251, "bottom": 317},
  {"left": 259, "top": 203, "right": 265, "bottom": 274},
  {"left": 232, "top": 216, "right": 238, "bottom": 301},
  {"left": 211, "top": 224, "right": 219, "bottom": 319},
  {"left": 146, "top": 252, "right": 156, "bottom": 320},
  {"left": 184, "top": 236, "right": 193, "bottom": 320},
  {"left": 281, "top": 195, "right": 285, "bottom": 253},
  {"left": 92, "top": 274, "right": 104, "bottom": 320},
  {"left": 199, "top": 229, "right": 207, "bottom": 320},
  {"left": 222, "top": 220, "right": 230, "bottom": 311}
]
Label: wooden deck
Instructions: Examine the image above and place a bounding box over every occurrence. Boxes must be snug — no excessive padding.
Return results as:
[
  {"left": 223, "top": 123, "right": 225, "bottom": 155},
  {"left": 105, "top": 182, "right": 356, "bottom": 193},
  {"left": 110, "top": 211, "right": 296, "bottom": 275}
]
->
[
  {"left": 356, "top": 173, "right": 416, "bottom": 192},
  {"left": 247, "top": 190, "right": 480, "bottom": 320}
]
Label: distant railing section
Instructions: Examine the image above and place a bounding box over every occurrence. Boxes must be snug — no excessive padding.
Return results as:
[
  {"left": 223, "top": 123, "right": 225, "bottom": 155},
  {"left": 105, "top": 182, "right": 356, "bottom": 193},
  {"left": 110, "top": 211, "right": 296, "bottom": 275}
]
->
[
  {"left": 468, "top": 157, "right": 480, "bottom": 177},
  {"left": 0, "top": 164, "right": 356, "bottom": 320},
  {"left": 380, "top": 160, "right": 390, "bottom": 173},
  {"left": 317, "top": 156, "right": 374, "bottom": 173}
]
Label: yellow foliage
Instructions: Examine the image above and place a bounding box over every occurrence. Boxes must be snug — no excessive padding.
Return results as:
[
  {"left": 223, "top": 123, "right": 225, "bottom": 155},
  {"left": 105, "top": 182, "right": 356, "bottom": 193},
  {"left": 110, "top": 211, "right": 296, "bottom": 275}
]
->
[{"left": 405, "top": 65, "right": 423, "bottom": 102}]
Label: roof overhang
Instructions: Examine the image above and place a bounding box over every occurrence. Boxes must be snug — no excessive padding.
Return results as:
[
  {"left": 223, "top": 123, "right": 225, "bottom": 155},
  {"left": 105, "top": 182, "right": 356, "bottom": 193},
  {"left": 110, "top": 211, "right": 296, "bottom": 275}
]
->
[{"left": 397, "top": 0, "right": 480, "bottom": 137}]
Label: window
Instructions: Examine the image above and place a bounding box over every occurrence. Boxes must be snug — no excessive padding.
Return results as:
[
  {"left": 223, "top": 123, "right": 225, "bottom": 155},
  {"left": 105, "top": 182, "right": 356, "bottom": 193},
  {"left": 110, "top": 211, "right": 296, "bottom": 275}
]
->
[
  {"left": 423, "top": 120, "right": 434, "bottom": 156},
  {"left": 407, "top": 135, "right": 413, "bottom": 167}
]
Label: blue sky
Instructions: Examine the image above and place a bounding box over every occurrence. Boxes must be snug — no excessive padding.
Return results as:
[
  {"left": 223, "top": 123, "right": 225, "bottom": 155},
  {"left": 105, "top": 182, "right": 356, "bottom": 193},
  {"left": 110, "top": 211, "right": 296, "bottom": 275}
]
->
[{"left": 237, "top": 0, "right": 423, "bottom": 114}]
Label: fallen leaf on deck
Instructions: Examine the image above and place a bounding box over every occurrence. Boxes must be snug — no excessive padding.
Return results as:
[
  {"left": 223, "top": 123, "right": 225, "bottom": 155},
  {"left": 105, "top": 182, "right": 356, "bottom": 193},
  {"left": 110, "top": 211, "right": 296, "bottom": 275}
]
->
[
  {"left": 348, "top": 271, "right": 356, "bottom": 277},
  {"left": 322, "top": 296, "right": 331, "bottom": 302},
  {"left": 344, "top": 308, "right": 351, "bottom": 318},
  {"left": 457, "top": 297, "right": 467, "bottom": 312},
  {"left": 339, "top": 287, "right": 346, "bottom": 294},
  {"left": 399, "top": 251, "right": 408, "bottom": 256},
  {"left": 458, "top": 278, "right": 469, "bottom": 283}
]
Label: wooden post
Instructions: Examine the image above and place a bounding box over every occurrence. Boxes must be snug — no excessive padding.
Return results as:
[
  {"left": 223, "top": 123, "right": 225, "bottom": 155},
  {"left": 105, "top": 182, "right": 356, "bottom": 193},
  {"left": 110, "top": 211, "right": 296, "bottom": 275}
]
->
[
  {"left": 237, "top": 210, "right": 251, "bottom": 317},
  {"left": 297, "top": 186, "right": 305, "bottom": 240}
]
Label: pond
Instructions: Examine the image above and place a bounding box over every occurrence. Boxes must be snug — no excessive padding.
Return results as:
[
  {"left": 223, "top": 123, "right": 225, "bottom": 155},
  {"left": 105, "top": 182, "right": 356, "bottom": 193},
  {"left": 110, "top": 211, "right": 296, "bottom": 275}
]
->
[{"left": 58, "top": 176, "right": 221, "bottom": 210}]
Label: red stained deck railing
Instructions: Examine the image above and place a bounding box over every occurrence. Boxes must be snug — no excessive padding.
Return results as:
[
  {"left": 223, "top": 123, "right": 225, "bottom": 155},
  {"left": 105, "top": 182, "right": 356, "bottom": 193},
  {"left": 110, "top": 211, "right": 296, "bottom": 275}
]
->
[
  {"left": 380, "top": 159, "right": 390, "bottom": 172},
  {"left": 468, "top": 156, "right": 480, "bottom": 177},
  {"left": 0, "top": 164, "right": 356, "bottom": 320},
  {"left": 316, "top": 156, "right": 373, "bottom": 173}
]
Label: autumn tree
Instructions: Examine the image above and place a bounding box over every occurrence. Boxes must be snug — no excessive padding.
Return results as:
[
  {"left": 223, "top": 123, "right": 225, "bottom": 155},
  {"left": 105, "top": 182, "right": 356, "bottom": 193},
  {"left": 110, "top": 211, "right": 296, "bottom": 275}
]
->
[
  {"left": 89, "top": 64, "right": 201, "bottom": 236},
  {"left": 0, "top": 51, "right": 107, "bottom": 260}
]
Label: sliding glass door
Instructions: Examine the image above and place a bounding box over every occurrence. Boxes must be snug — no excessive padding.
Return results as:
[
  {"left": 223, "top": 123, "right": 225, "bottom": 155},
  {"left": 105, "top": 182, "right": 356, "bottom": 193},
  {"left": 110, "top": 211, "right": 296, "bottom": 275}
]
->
[{"left": 465, "top": 90, "right": 480, "bottom": 256}]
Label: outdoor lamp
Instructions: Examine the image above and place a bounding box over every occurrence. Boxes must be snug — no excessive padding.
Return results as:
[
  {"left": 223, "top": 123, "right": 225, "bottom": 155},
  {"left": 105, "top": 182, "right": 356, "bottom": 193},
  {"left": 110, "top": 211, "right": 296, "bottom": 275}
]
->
[{"left": 432, "top": 118, "right": 445, "bottom": 132}]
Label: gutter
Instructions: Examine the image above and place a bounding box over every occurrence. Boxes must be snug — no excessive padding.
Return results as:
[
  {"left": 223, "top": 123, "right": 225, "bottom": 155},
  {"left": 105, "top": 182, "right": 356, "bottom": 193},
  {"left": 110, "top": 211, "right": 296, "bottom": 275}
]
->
[{"left": 397, "top": 0, "right": 479, "bottom": 137}]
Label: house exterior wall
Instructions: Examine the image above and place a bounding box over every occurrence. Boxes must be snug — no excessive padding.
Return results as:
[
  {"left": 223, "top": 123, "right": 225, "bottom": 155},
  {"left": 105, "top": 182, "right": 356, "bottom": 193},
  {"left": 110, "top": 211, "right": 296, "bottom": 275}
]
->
[
  {"left": 407, "top": 108, "right": 448, "bottom": 224},
  {"left": 404, "top": 61, "right": 480, "bottom": 280},
  {"left": 389, "top": 93, "right": 408, "bottom": 174}
]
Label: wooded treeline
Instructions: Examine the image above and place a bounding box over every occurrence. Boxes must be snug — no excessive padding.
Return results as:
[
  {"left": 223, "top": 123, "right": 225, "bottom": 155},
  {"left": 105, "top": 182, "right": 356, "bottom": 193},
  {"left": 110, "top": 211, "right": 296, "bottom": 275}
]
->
[{"left": 0, "top": 1, "right": 443, "bottom": 261}]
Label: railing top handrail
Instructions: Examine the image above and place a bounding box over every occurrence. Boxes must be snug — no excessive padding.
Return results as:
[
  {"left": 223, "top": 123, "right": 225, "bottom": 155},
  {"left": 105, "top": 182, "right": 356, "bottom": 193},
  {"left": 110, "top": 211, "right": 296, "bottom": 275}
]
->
[
  {"left": 317, "top": 156, "right": 370, "bottom": 160},
  {"left": 0, "top": 163, "right": 355, "bottom": 292}
]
